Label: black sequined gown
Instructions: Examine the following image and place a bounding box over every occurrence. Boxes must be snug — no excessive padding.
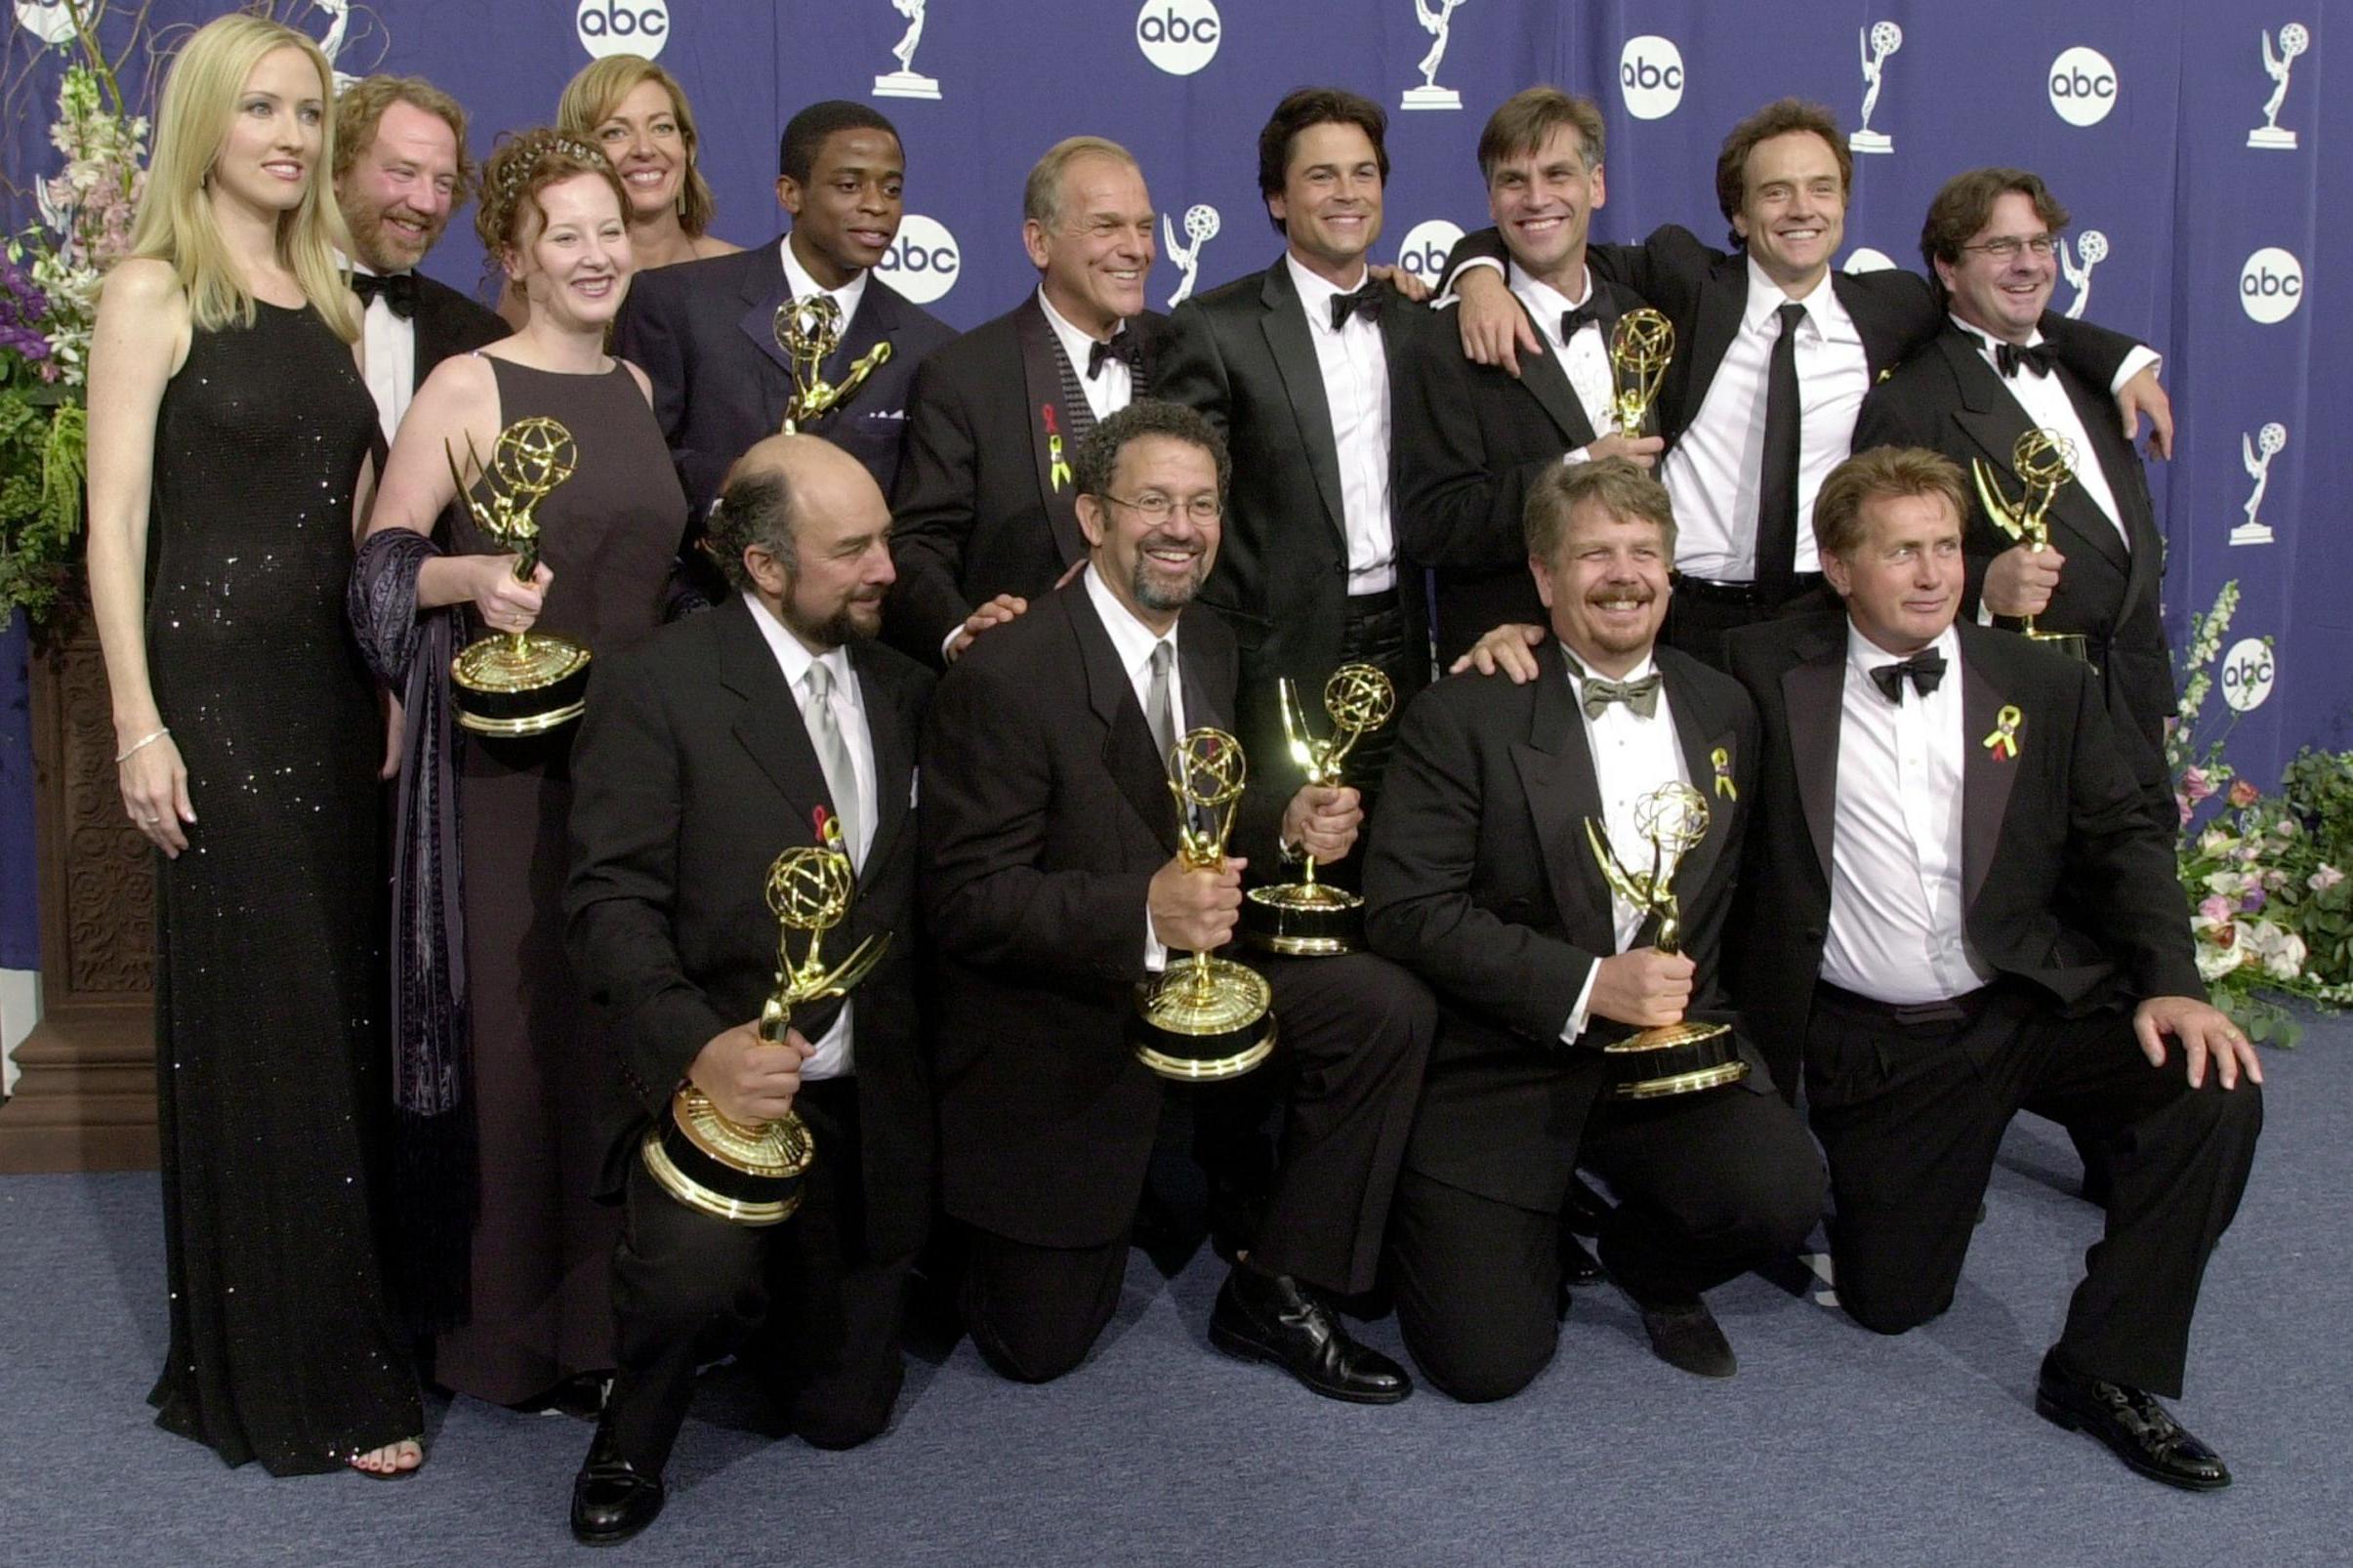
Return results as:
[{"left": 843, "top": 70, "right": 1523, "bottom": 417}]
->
[{"left": 144, "top": 302, "right": 418, "bottom": 1473}]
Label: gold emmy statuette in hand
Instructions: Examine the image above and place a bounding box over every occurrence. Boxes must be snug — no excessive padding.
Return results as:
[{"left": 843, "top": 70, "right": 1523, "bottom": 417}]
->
[
  {"left": 773, "top": 295, "right": 893, "bottom": 433},
  {"left": 1243, "top": 663, "right": 1396, "bottom": 956},
  {"left": 446, "top": 417, "right": 594, "bottom": 736},
  {"left": 1585, "top": 782, "right": 1749, "bottom": 1099},
  {"left": 1608, "top": 308, "right": 1674, "bottom": 438},
  {"left": 1971, "top": 428, "right": 2090, "bottom": 662},
  {"left": 643, "top": 813, "right": 892, "bottom": 1226},
  {"left": 1134, "top": 727, "right": 1277, "bottom": 1082}
]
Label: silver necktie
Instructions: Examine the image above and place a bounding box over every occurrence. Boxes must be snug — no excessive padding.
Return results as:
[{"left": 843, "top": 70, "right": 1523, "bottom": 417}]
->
[{"left": 805, "top": 659, "right": 861, "bottom": 866}]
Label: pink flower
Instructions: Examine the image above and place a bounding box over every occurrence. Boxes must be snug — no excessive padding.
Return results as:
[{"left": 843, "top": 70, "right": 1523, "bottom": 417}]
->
[
  {"left": 2180, "top": 765, "right": 2216, "bottom": 805},
  {"left": 2228, "top": 779, "right": 2260, "bottom": 808},
  {"left": 2313, "top": 865, "right": 2347, "bottom": 893},
  {"left": 2198, "top": 894, "right": 2234, "bottom": 925}
]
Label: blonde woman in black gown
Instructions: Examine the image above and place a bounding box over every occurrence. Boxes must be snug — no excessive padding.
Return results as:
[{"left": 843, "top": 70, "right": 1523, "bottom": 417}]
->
[{"left": 84, "top": 14, "right": 421, "bottom": 1477}]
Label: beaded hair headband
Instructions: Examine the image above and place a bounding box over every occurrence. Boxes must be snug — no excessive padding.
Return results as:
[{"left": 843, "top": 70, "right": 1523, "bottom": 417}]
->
[{"left": 493, "top": 135, "right": 610, "bottom": 197}]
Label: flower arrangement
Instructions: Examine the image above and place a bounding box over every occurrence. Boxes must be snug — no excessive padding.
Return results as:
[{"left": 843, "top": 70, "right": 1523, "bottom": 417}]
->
[
  {"left": 2168, "top": 581, "right": 2353, "bottom": 1045},
  {"left": 2, "top": 6, "right": 150, "bottom": 632}
]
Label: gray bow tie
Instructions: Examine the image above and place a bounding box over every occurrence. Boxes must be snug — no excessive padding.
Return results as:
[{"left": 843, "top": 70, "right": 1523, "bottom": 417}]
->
[{"left": 1581, "top": 673, "right": 1662, "bottom": 721}]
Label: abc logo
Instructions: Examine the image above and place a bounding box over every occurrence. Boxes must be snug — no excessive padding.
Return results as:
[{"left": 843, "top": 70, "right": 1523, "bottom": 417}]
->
[
  {"left": 1619, "top": 35, "right": 1686, "bottom": 120},
  {"left": 1136, "top": 0, "right": 1221, "bottom": 76},
  {"left": 2239, "top": 247, "right": 2304, "bottom": 324},
  {"left": 877, "top": 213, "right": 961, "bottom": 306},
  {"left": 2046, "top": 46, "right": 2118, "bottom": 127},
  {"left": 1842, "top": 247, "right": 1898, "bottom": 274},
  {"left": 15, "top": 0, "right": 78, "bottom": 46},
  {"left": 2220, "top": 637, "right": 2276, "bottom": 713},
  {"left": 1395, "top": 220, "right": 1465, "bottom": 285},
  {"left": 576, "top": 0, "right": 669, "bottom": 59}
]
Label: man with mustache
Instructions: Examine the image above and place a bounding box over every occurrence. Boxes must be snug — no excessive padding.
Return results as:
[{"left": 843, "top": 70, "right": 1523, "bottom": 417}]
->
[
  {"left": 920, "top": 399, "right": 1435, "bottom": 1402},
  {"left": 332, "top": 74, "right": 507, "bottom": 441},
  {"left": 1365, "top": 458, "right": 1822, "bottom": 1396},
  {"left": 564, "top": 434, "right": 934, "bottom": 1545}
]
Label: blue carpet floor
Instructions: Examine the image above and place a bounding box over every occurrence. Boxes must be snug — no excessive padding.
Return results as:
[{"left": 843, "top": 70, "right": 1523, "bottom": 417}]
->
[{"left": 3, "top": 1021, "right": 2347, "bottom": 1567}]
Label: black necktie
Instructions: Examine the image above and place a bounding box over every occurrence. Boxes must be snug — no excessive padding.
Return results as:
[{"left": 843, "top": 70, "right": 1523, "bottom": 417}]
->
[
  {"left": 1755, "top": 301, "right": 1806, "bottom": 598},
  {"left": 1580, "top": 672, "right": 1663, "bottom": 721},
  {"left": 1869, "top": 649, "right": 1947, "bottom": 703},
  {"left": 1330, "top": 285, "right": 1383, "bottom": 331},
  {"left": 1560, "top": 303, "right": 1604, "bottom": 341},
  {"left": 1995, "top": 341, "right": 2057, "bottom": 379},
  {"left": 351, "top": 269, "right": 418, "bottom": 319},
  {"left": 1088, "top": 330, "right": 1140, "bottom": 381}
]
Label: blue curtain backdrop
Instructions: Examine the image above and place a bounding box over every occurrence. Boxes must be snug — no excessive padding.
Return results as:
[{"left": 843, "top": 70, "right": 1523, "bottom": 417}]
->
[{"left": 4, "top": 0, "right": 2347, "bottom": 972}]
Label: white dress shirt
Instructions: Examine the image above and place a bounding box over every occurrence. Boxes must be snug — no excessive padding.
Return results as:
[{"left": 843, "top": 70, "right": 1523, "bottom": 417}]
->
[
  {"left": 1819, "top": 623, "right": 1997, "bottom": 1005},
  {"left": 1952, "top": 316, "right": 2128, "bottom": 548},
  {"left": 1555, "top": 647, "right": 1688, "bottom": 1045},
  {"left": 1663, "top": 258, "right": 1866, "bottom": 582},
  {"left": 744, "top": 592, "right": 879, "bottom": 1080},
  {"left": 1507, "top": 261, "right": 1618, "bottom": 457},
  {"left": 352, "top": 261, "right": 417, "bottom": 441},
  {"left": 780, "top": 236, "right": 870, "bottom": 347},
  {"left": 1037, "top": 288, "right": 1134, "bottom": 424},
  {"left": 1284, "top": 253, "right": 1397, "bottom": 596},
  {"left": 1084, "top": 564, "right": 1186, "bottom": 972}
]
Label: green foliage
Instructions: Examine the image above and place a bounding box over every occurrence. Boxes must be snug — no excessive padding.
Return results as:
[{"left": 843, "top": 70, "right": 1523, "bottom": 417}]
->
[{"left": 0, "top": 385, "right": 84, "bottom": 631}]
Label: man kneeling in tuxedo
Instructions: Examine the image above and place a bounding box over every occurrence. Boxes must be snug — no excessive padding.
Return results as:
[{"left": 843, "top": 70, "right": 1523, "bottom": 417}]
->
[
  {"left": 1724, "top": 446, "right": 2261, "bottom": 1489},
  {"left": 1364, "top": 458, "right": 1824, "bottom": 1396},
  {"left": 564, "top": 435, "right": 934, "bottom": 1544}
]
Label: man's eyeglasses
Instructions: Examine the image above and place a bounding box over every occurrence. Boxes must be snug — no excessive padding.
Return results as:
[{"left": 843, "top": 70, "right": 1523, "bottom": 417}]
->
[
  {"left": 1960, "top": 234, "right": 2059, "bottom": 262},
  {"left": 1099, "top": 491, "right": 1222, "bottom": 525}
]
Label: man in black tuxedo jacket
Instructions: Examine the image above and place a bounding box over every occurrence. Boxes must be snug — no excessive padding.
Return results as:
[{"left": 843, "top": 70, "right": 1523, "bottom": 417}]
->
[
  {"left": 888, "top": 136, "right": 1173, "bottom": 667},
  {"left": 1855, "top": 168, "right": 2174, "bottom": 806},
  {"left": 1443, "top": 98, "right": 2165, "bottom": 669},
  {"left": 922, "top": 400, "right": 1433, "bottom": 1403},
  {"left": 332, "top": 75, "right": 508, "bottom": 442},
  {"left": 614, "top": 101, "right": 954, "bottom": 516},
  {"left": 1395, "top": 88, "right": 1662, "bottom": 666},
  {"left": 563, "top": 435, "right": 934, "bottom": 1545},
  {"left": 1365, "top": 458, "right": 1822, "bottom": 1397},
  {"left": 1159, "top": 87, "right": 1443, "bottom": 804},
  {"left": 1724, "top": 447, "right": 2260, "bottom": 1492}
]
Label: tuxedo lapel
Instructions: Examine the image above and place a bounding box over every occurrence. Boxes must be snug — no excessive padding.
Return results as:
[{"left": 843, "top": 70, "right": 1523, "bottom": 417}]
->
[
  {"left": 1509, "top": 293, "right": 1600, "bottom": 448},
  {"left": 1064, "top": 588, "right": 1182, "bottom": 856},
  {"left": 1680, "top": 258, "right": 1747, "bottom": 428},
  {"left": 713, "top": 597, "right": 833, "bottom": 839},
  {"left": 1014, "top": 298, "right": 1089, "bottom": 569},
  {"left": 2052, "top": 366, "right": 2144, "bottom": 577},
  {"left": 733, "top": 240, "right": 798, "bottom": 390},
  {"left": 1958, "top": 632, "right": 2021, "bottom": 913},
  {"left": 1509, "top": 654, "right": 1616, "bottom": 956},
  {"left": 1779, "top": 626, "right": 1845, "bottom": 892},
  {"left": 1944, "top": 334, "right": 2129, "bottom": 577},
  {"left": 1834, "top": 271, "right": 1914, "bottom": 378},
  {"left": 830, "top": 278, "right": 897, "bottom": 390},
  {"left": 1661, "top": 663, "right": 1737, "bottom": 901},
  {"left": 1256, "top": 263, "right": 1347, "bottom": 547},
  {"left": 847, "top": 640, "right": 914, "bottom": 878}
]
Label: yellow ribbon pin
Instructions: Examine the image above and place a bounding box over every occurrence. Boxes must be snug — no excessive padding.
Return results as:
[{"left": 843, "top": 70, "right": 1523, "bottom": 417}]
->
[
  {"left": 1711, "top": 745, "right": 1738, "bottom": 801},
  {"left": 1982, "top": 704, "right": 2023, "bottom": 762},
  {"left": 1049, "top": 433, "right": 1072, "bottom": 492}
]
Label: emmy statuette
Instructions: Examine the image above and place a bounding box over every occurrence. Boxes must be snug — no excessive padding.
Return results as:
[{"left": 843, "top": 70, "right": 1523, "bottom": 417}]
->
[
  {"left": 1608, "top": 308, "right": 1674, "bottom": 438},
  {"left": 774, "top": 296, "right": 893, "bottom": 433},
  {"left": 1971, "top": 428, "right": 2090, "bottom": 664},
  {"left": 642, "top": 817, "right": 891, "bottom": 1226},
  {"left": 447, "top": 416, "right": 592, "bottom": 736},
  {"left": 1133, "top": 728, "right": 1276, "bottom": 1081},
  {"left": 1243, "top": 664, "right": 1396, "bottom": 956},
  {"left": 1586, "top": 783, "right": 1749, "bottom": 1099}
]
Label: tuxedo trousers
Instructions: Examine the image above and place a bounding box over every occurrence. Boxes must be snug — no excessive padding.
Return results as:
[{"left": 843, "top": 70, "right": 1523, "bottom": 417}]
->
[
  {"left": 606, "top": 1079, "right": 913, "bottom": 1470},
  {"left": 961, "top": 951, "right": 1433, "bottom": 1383},
  {"left": 1389, "top": 1070, "right": 1824, "bottom": 1403},
  {"left": 1805, "top": 982, "right": 2261, "bottom": 1397},
  {"left": 1662, "top": 576, "right": 1832, "bottom": 672}
]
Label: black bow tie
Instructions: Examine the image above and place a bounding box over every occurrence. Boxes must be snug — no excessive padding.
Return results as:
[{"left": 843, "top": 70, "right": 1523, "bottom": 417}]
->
[
  {"left": 1330, "top": 285, "right": 1383, "bottom": 331},
  {"left": 1579, "top": 672, "right": 1663, "bottom": 720},
  {"left": 350, "top": 269, "right": 418, "bottom": 319},
  {"left": 1088, "top": 331, "right": 1140, "bottom": 381},
  {"left": 1870, "top": 649, "right": 1948, "bottom": 702},
  {"left": 1995, "top": 341, "right": 2056, "bottom": 379},
  {"left": 1560, "top": 303, "right": 1605, "bottom": 341}
]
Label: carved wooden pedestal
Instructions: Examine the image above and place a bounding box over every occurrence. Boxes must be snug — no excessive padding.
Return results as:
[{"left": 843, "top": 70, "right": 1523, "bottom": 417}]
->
[{"left": 0, "top": 611, "right": 157, "bottom": 1172}]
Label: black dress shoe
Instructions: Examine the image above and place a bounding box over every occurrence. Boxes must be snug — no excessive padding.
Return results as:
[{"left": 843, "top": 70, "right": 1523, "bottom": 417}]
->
[
  {"left": 2034, "top": 1350, "right": 2231, "bottom": 1491},
  {"left": 1618, "top": 1285, "right": 1736, "bottom": 1379},
  {"left": 1209, "top": 1267, "right": 1411, "bottom": 1405},
  {"left": 570, "top": 1413, "right": 667, "bottom": 1547}
]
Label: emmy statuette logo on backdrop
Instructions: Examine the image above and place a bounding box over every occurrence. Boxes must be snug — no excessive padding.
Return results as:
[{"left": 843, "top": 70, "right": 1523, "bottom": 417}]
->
[
  {"left": 305, "top": 2, "right": 360, "bottom": 94},
  {"left": 1618, "top": 35, "right": 1685, "bottom": 121},
  {"left": 1850, "top": 21, "right": 1902, "bottom": 153},
  {"left": 2249, "top": 24, "right": 2310, "bottom": 148},
  {"left": 2234, "top": 424, "right": 2287, "bottom": 546},
  {"left": 2221, "top": 639, "right": 2277, "bottom": 714},
  {"left": 1401, "top": 0, "right": 1470, "bottom": 110},
  {"left": 2047, "top": 46, "right": 2119, "bottom": 127},
  {"left": 2058, "top": 229, "right": 2105, "bottom": 320},
  {"left": 1842, "top": 247, "right": 1897, "bottom": 273},
  {"left": 2239, "top": 247, "right": 2303, "bottom": 324},
  {"left": 1395, "top": 219, "right": 1465, "bottom": 290},
  {"left": 1137, "top": 0, "right": 1222, "bottom": 76},
  {"left": 876, "top": 213, "right": 960, "bottom": 305},
  {"left": 1164, "top": 204, "right": 1221, "bottom": 307},
  {"left": 874, "top": 0, "right": 941, "bottom": 100},
  {"left": 15, "top": 0, "right": 79, "bottom": 45},
  {"left": 576, "top": 0, "right": 670, "bottom": 61}
]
